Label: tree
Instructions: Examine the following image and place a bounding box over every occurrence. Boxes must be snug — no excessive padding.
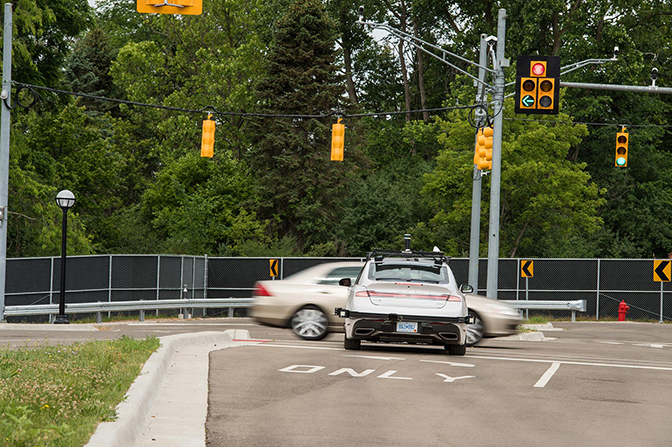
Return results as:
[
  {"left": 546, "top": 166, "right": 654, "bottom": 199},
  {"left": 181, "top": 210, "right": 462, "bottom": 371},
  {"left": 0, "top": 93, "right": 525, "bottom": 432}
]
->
[
  {"left": 139, "top": 152, "right": 265, "bottom": 255},
  {"left": 3, "top": 0, "right": 92, "bottom": 87},
  {"left": 417, "top": 98, "right": 605, "bottom": 258},
  {"left": 248, "top": 0, "right": 352, "bottom": 251}
]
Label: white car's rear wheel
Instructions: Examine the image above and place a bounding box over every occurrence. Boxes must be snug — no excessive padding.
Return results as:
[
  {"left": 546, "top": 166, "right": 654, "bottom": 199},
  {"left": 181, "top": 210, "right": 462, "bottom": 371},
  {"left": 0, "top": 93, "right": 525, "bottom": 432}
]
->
[
  {"left": 291, "top": 306, "right": 329, "bottom": 340},
  {"left": 445, "top": 343, "right": 467, "bottom": 356},
  {"left": 466, "top": 311, "right": 485, "bottom": 347},
  {"left": 344, "top": 336, "right": 361, "bottom": 350}
]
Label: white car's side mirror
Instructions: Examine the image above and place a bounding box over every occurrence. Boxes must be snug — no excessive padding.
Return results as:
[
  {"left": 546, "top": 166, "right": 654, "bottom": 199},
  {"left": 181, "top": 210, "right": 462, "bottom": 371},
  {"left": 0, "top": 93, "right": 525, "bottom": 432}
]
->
[
  {"left": 338, "top": 278, "right": 352, "bottom": 287},
  {"left": 460, "top": 284, "right": 474, "bottom": 294}
]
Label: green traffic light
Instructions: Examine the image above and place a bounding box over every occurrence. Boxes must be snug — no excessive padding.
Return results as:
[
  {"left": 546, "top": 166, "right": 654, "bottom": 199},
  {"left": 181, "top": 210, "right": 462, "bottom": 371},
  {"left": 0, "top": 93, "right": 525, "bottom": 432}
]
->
[{"left": 616, "top": 157, "right": 627, "bottom": 166}]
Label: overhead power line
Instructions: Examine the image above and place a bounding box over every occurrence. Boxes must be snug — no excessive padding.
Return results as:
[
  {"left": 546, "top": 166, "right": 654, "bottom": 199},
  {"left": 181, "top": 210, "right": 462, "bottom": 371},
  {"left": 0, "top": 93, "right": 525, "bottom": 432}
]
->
[
  {"left": 11, "top": 81, "right": 672, "bottom": 129},
  {"left": 11, "top": 81, "right": 475, "bottom": 119}
]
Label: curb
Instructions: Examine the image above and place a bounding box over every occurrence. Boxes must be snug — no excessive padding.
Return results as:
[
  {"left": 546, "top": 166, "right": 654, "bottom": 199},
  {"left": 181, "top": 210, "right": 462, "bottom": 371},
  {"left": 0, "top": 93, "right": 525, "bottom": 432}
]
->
[
  {"left": 85, "top": 330, "right": 248, "bottom": 447},
  {"left": 0, "top": 323, "right": 100, "bottom": 332}
]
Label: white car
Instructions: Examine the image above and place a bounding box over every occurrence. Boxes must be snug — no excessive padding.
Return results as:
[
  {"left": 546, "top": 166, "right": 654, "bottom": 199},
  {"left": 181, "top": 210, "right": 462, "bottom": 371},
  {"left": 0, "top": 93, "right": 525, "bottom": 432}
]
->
[{"left": 336, "top": 248, "right": 474, "bottom": 355}]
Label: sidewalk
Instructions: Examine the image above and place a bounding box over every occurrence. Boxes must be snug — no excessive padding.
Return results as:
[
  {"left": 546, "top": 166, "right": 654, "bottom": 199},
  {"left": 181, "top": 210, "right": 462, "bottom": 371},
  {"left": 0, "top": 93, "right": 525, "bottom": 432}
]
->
[{"left": 85, "top": 329, "right": 258, "bottom": 447}]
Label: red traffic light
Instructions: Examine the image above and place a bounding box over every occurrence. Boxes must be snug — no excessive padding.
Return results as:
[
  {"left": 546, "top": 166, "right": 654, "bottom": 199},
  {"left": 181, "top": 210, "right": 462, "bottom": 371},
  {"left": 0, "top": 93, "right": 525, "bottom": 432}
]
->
[{"left": 531, "top": 62, "right": 546, "bottom": 76}]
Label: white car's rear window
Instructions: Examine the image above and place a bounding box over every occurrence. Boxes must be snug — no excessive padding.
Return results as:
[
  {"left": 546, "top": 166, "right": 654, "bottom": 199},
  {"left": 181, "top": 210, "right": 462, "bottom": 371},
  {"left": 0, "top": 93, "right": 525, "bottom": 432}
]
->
[{"left": 369, "top": 263, "right": 449, "bottom": 284}]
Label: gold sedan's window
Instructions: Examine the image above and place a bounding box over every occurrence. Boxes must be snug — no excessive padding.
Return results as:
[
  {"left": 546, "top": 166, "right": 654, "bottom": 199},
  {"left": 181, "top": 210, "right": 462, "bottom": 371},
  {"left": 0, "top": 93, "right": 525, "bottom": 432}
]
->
[{"left": 316, "top": 267, "right": 363, "bottom": 285}]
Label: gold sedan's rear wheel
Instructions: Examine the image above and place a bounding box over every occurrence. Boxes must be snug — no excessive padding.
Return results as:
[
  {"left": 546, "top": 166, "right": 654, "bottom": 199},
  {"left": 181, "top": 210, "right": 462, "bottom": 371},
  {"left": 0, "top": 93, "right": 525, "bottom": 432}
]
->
[{"left": 291, "top": 306, "right": 329, "bottom": 340}]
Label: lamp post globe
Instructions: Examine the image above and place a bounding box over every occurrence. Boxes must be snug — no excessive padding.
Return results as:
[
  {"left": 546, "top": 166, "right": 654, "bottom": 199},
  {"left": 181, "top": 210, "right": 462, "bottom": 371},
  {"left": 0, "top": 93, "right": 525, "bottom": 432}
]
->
[
  {"left": 55, "top": 189, "right": 76, "bottom": 210},
  {"left": 54, "top": 189, "right": 75, "bottom": 324}
]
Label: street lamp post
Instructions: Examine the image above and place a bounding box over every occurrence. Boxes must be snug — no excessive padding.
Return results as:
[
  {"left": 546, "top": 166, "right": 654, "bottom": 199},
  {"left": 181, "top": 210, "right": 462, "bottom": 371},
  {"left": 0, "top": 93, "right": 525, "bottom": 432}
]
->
[{"left": 54, "top": 190, "right": 75, "bottom": 324}]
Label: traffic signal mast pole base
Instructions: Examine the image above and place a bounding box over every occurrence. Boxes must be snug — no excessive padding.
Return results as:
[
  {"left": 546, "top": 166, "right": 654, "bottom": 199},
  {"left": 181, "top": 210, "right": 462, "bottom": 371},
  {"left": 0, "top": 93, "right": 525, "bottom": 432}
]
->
[{"left": 485, "top": 9, "right": 508, "bottom": 300}]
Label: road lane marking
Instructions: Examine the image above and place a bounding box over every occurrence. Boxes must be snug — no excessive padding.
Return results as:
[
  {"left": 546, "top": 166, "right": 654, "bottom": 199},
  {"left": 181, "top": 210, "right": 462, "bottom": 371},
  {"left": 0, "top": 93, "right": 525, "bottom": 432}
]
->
[
  {"left": 466, "top": 354, "right": 672, "bottom": 371},
  {"left": 534, "top": 362, "right": 561, "bottom": 388},
  {"left": 634, "top": 343, "right": 666, "bottom": 349},
  {"left": 279, "top": 365, "right": 325, "bottom": 373},
  {"left": 254, "top": 344, "right": 342, "bottom": 350},
  {"left": 420, "top": 360, "right": 475, "bottom": 368},
  {"left": 599, "top": 341, "right": 624, "bottom": 345},
  {"left": 343, "top": 355, "right": 406, "bottom": 361},
  {"left": 329, "top": 368, "right": 376, "bottom": 377},
  {"left": 435, "top": 374, "right": 476, "bottom": 383},
  {"left": 378, "top": 370, "right": 412, "bottom": 380}
]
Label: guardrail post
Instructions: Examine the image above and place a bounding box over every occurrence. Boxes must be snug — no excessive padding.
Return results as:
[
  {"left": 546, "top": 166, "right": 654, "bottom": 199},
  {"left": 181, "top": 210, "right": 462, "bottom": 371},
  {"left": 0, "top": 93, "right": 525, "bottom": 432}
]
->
[
  {"left": 596, "top": 259, "right": 601, "bottom": 320},
  {"left": 228, "top": 307, "right": 233, "bottom": 318},
  {"left": 571, "top": 310, "right": 576, "bottom": 322},
  {"left": 139, "top": 309, "right": 145, "bottom": 322}
]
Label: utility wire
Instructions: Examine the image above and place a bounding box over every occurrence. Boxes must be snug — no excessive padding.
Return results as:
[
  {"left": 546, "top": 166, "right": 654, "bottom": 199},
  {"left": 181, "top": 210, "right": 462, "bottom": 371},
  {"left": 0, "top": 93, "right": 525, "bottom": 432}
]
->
[
  {"left": 11, "top": 81, "right": 477, "bottom": 119},
  {"left": 12, "top": 81, "right": 672, "bottom": 129}
]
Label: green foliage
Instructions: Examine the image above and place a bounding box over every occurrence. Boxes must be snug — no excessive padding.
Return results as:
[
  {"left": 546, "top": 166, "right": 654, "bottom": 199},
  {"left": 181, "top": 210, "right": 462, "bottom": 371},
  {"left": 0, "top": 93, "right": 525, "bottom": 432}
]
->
[
  {"left": 139, "top": 151, "right": 264, "bottom": 255},
  {"left": 4, "top": 0, "right": 672, "bottom": 259},
  {"left": 336, "top": 157, "right": 433, "bottom": 256},
  {"left": 419, "top": 99, "right": 605, "bottom": 258},
  {"left": 249, "top": 0, "right": 351, "bottom": 250},
  {"left": 2, "top": 0, "right": 92, "bottom": 87}
]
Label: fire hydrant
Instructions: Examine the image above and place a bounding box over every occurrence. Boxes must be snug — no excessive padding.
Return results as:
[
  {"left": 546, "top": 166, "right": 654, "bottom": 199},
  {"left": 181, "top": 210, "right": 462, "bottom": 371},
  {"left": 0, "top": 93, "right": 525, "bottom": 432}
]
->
[{"left": 618, "top": 300, "right": 630, "bottom": 321}]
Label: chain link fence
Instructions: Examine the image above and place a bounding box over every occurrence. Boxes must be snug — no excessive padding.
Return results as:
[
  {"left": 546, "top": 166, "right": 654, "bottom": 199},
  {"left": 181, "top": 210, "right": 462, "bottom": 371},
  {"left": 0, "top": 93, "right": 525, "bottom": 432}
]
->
[{"left": 4, "top": 256, "right": 671, "bottom": 322}]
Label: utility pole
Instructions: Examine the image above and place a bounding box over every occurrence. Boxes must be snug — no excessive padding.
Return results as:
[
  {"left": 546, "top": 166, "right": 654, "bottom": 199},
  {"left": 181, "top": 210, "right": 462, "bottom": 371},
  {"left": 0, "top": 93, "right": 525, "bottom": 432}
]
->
[
  {"left": 486, "top": 9, "right": 509, "bottom": 299},
  {"left": 0, "top": 3, "right": 12, "bottom": 322},
  {"left": 468, "top": 34, "right": 489, "bottom": 290}
]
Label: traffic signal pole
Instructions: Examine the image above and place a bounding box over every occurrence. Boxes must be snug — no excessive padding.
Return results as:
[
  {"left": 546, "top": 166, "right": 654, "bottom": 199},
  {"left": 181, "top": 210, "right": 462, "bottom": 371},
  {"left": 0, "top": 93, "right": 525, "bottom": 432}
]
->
[
  {"left": 0, "top": 4, "right": 12, "bottom": 322},
  {"left": 468, "top": 34, "right": 489, "bottom": 290},
  {"left": 486, "top": 9, "right": 508, "bottom": 300}
]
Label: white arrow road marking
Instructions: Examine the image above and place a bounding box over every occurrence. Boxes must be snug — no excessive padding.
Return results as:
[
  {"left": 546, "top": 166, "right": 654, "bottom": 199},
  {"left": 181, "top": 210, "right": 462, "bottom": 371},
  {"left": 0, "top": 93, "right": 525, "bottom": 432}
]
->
[
  {"left": 420, "top": 360, "right": 475, "bottom": 368},
  {"left": 377, "top": 370, "right": 412, "bottom": 380},
  {"left": 534, "top": 362, "right": 561, "bottom": 388},
  {"left": 435, "top": 374, "right": 476, "bottom": 383}
]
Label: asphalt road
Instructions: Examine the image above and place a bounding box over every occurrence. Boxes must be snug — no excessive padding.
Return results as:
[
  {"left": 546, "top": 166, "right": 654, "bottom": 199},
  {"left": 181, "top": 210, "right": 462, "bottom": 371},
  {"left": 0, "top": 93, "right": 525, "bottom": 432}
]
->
[
  {"left": 2, "top": 319, "right": 671, "bottom": 446},
  {"left": 206, "top": 321, "right": 672, "bottom": 447}
]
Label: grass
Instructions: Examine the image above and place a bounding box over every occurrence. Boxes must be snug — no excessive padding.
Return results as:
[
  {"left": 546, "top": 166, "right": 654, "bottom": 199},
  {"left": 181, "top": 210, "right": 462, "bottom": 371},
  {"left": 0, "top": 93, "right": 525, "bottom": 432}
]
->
[
  {"left": 0, "top": 336, "right": 159, "bottom": 447},
  {"left": 525, "top": 315, "right": 549, "bottom": 324}
]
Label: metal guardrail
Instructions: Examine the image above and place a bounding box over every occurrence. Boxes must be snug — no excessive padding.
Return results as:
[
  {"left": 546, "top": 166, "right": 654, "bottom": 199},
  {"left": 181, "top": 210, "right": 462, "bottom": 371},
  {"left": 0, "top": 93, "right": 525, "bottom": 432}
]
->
[
  {"left": 501, "top": 300, "right": 587, "bottom": 322},
  {"left": 3, "top": 298, "right": 254, "bottom": 322}
]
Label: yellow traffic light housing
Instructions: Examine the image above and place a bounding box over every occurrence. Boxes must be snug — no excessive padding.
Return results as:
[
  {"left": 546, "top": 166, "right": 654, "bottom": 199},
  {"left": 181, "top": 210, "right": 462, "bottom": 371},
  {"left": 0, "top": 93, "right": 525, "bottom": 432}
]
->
[
  {"left": 331, "top": 118, "right": 345, "bottom": 161},
  {"left": 515, "top": 56, "right": 560, "bottom": 115},
  {"left": 201, "top": 114, "right": 215, "bottom": 158},
  {"left": 475, "top": 126, "right": 493, "bottom": 171},
  {"left": 615, "top": 127, "right": 628, "bottom": 167},
  {"left": 137, "top": 0, "right": 202, "bottom": 15}
]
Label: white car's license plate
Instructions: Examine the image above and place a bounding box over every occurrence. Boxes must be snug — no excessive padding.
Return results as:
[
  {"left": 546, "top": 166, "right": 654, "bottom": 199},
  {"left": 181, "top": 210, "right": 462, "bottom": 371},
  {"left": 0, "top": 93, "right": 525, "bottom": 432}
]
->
[{"left": 397, "top": 322, "right": 418, "bottom": 333}]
